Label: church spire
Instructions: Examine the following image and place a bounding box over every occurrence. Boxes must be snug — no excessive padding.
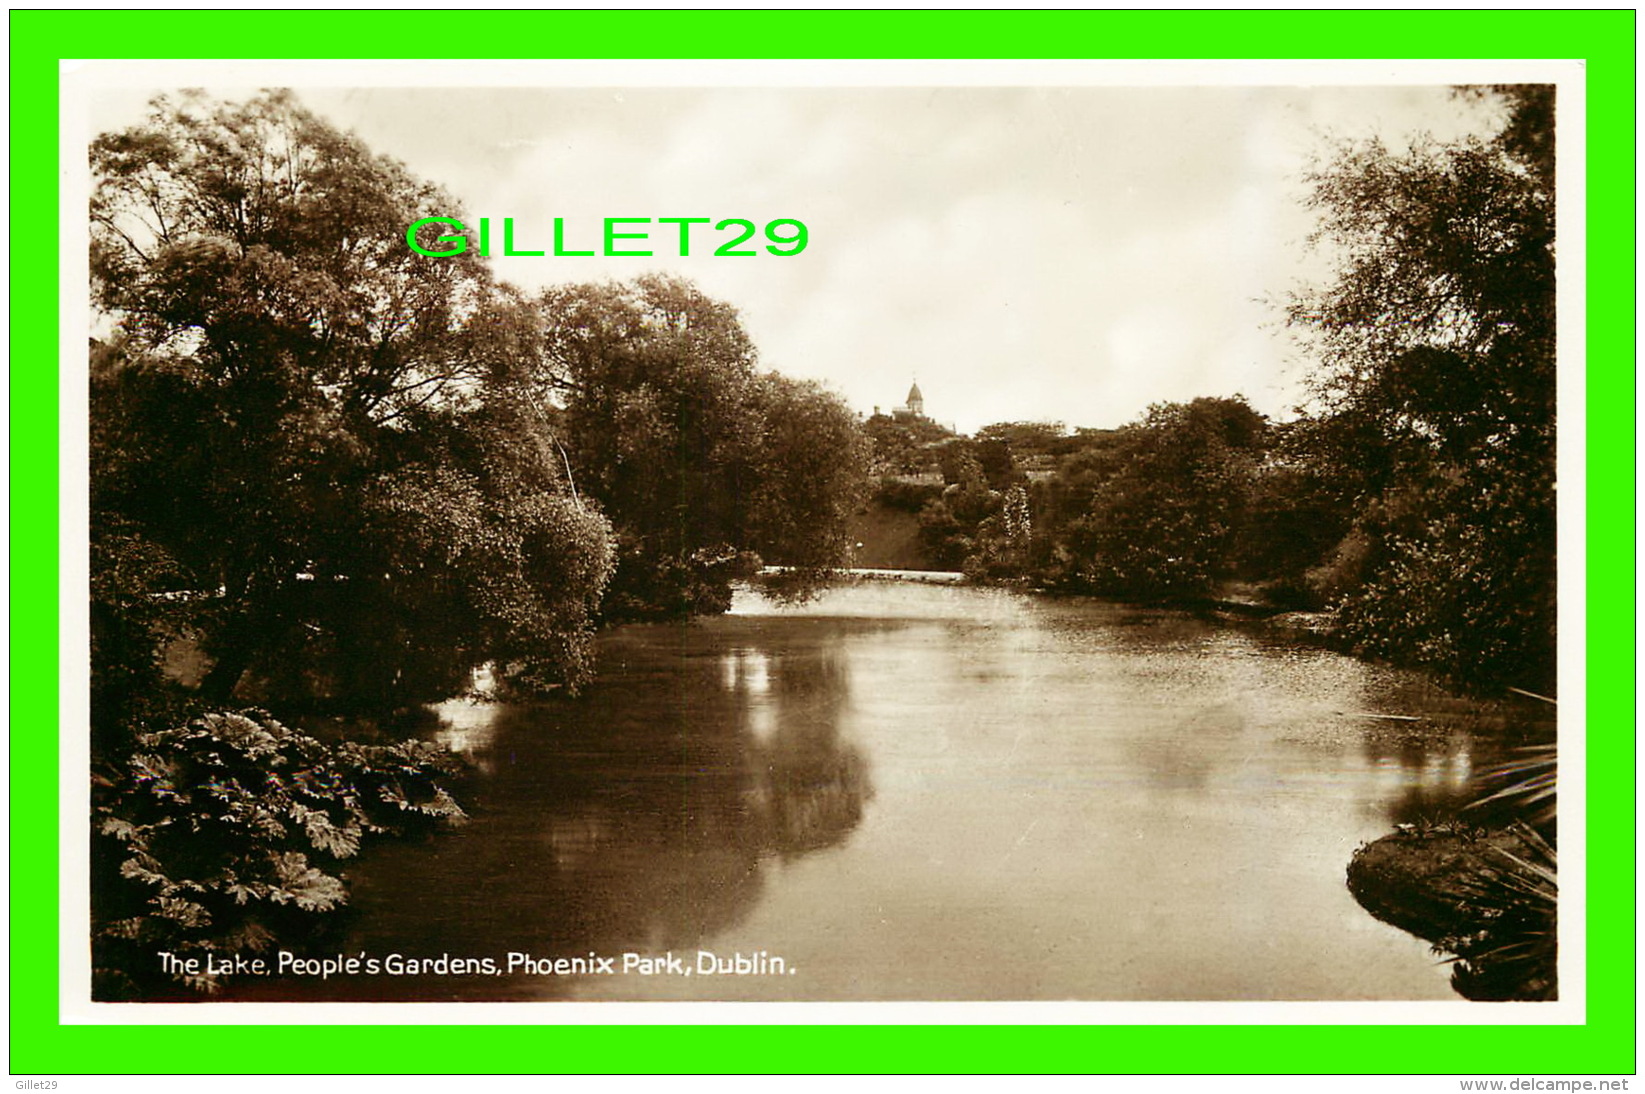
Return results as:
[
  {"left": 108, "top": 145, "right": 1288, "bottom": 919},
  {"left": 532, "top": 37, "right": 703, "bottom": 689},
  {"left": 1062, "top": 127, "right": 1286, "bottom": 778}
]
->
[{"left": 905, "top": 379, "right": 924, "bottom": 418}]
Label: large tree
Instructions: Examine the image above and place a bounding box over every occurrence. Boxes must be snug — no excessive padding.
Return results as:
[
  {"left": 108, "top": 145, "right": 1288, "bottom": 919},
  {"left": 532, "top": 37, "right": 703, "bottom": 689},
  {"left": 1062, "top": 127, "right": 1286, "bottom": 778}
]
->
[
  {"left": 90, "top": 91, "right": 614, "bottom": 721},
  {"left": 528, "top": 275, "right": 868, "bottom": 618},
  {"left": 1288, "top": 85, "right": 1556, "bottom": 691},
  {"left": 744, "top": 373, "right": 872, "bottom": 574}
]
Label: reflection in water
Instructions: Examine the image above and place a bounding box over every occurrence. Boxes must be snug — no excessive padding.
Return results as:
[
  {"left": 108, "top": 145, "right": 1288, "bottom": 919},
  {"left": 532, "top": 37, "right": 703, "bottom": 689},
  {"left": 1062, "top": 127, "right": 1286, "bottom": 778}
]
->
[
  {"left": 231, "top": 582, "right": 1532, "bottom": 1002},
  {"left": 430, "top": 696, "right": 502, "bottom": 773},
  {"left": 542, "top": 813, "right": 612, "bottom": 872},
  {"left": 230, "top": 623, "right": 873, "bottom": 1001},
  {"left": 1360, "top": 731, "right": 1488, "bottom": 828},
  {"left": 743, "top": 652, "right": 872, "bottom": 858}
]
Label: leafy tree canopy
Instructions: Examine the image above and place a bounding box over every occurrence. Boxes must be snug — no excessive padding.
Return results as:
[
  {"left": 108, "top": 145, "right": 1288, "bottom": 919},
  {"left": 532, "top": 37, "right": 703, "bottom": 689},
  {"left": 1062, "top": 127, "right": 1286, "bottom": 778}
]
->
[
  {"left": 90, "top": 90, "right": 614, "bottom": 720},
  {"left": 526, "top": 275, "right": 870, "bottom": 618},
  {"left": 1288, "top": 85, "right": 1556, "bottom": 691},
  {"left": 862, "top": 412, "right": 954, "bottom": 475}
]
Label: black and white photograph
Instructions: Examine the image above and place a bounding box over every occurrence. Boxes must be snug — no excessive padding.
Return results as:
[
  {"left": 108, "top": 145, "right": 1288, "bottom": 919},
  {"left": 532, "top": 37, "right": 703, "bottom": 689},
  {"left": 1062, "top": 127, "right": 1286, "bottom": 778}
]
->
[{"left": 80, "top": 67, "right": 1567, "bottom": 1008}]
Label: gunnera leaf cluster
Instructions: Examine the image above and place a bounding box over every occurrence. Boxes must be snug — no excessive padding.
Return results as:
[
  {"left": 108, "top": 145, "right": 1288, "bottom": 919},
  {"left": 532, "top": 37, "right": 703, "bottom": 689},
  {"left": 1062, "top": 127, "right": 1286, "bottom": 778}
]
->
[{"left": 92, "top": 710, "right": 467, "bottom": 999}]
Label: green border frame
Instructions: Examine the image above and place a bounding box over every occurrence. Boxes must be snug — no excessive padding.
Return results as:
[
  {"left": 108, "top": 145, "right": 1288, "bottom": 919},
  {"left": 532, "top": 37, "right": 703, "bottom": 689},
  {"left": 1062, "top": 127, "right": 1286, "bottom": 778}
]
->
[{"left": 11, "top": 9, "right": 1635, "bottom": 1076}]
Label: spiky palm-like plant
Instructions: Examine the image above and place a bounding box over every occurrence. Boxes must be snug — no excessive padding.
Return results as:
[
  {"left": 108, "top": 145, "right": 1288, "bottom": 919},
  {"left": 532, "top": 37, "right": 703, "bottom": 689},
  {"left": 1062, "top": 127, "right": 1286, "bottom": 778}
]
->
[
  {"left": 1438, "top": 822, "right": 1557, "bottom": 1000},
  {"left": 1442, "top": 689, "right": 1556, "bottom": 1000},
  {"left": 1467, "top": 740, "right": 1556, "bottom": 835}
]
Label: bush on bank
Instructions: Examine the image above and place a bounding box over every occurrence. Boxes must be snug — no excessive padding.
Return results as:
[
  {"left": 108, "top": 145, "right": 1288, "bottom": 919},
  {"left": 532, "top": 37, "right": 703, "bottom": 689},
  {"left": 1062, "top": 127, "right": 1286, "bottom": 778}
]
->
[{"left": 92, "top": 709, "right": 467, "bottom": 998}]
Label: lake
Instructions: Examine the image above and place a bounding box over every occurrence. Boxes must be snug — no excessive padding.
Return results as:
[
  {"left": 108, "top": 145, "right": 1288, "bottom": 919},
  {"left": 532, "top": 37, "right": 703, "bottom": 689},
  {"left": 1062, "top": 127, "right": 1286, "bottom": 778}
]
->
[{"left": 245, "top": 581, "right": 1519, "bottom": 1002}]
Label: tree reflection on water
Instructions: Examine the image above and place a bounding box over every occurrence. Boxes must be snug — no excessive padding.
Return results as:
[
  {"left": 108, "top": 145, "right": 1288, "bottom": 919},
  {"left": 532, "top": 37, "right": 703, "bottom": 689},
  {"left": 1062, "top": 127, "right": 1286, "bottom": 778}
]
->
[
  {"left": 731, "top": 648, "right": 873, "bottom": 858},
  {"left": 229, "top": 623, "right": 871, "bottom": 1001}
]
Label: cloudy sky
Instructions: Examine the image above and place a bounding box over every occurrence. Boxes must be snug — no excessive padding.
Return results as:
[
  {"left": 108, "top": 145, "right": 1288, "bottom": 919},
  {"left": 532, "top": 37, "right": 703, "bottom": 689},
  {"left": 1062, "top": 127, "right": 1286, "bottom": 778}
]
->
[{"left": 90, "top": 76, "right": 1509, "bottom": 433}]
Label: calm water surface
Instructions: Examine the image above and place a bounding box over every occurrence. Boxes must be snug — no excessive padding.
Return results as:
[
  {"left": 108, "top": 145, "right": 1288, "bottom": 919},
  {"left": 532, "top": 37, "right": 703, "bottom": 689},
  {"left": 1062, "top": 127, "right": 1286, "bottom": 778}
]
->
[{"left": 254, "top": 583, "right": 1521, "bottom": 1001}]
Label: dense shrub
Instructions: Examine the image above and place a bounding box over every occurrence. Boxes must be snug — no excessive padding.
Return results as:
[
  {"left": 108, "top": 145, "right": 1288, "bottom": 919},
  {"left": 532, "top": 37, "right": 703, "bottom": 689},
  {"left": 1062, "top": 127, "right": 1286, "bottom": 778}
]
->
[
  {"left": 1335, "top": 478, "right": 1557, "bottom": 693},
  {"left": 916, "top": 499, "right": 972, "bottom": 571},
  {"left": 1054, "top": 398, "right": 1265, "bottom": 599},
  {"left": 873, "top": 477, "right": 944, "bottom": 514},
  {"left": 962, "top": 484, "right": 1035, "bottom": 581}
]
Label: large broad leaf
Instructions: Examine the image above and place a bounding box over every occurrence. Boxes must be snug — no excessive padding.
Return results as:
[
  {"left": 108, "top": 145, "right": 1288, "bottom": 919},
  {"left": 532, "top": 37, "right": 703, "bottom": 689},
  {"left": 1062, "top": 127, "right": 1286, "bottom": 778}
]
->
[
  {"left": 268, "top": 852, "right": 347, "bottom": 913},
  {"left": 222, "top": 919, "right": 277, "bottom": 953},
  {"left": 416, "top": 787, "right": 468, "bottom": 823},
  {"left": 119, "top": 855, "right": 170, "bottom": 890},
  {"left": 154, "top": 896, "right": 213, "bottom": 928},
  {"left": 99, "top": 816, "right": 141, "bottom": 842},
  {"left": 295, "top": 805, "right": 363, "bottom": 859},
  {"left": 199, "top": 711, "right": 284, "bottom": 760}
]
